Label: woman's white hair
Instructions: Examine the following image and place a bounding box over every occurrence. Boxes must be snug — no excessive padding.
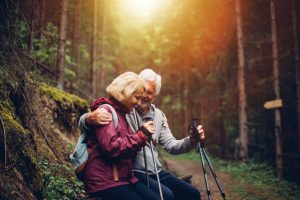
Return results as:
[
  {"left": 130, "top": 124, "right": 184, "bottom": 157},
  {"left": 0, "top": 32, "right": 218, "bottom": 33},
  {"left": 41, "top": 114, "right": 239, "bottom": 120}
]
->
[
  {"left": 106, "top": 72, "right": 146, "bottom": 103},
  {"left": 139, "top": 69, "right": 161, "bottom": 95}
]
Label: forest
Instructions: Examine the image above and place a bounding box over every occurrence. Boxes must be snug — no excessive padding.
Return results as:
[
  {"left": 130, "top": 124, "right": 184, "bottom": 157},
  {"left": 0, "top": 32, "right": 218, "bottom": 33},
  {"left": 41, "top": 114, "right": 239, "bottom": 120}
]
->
[{"left": 0, "top": 0, "right": 300, "bottom": 199}]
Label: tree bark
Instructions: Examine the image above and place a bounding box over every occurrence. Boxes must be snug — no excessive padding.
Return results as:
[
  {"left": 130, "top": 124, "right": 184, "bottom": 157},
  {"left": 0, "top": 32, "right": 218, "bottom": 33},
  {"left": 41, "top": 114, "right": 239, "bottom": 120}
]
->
[
  {"left": 183, "top": 68, "right": 189, "bottom": 137},
  {"left": 39, "top": 0, "right": 45, "bottom": 37},
  {"left": 292, "top": 0, "right": 300, "bottom": 153},
  {"left": 99, "top": 0, "right": 106, "bottom": 97},
  {"left": 29, "top": 8, "right": 34, "bottom": 52},
  {"left": 270, "top": 0, "right": 283, "bottom": 179},
  {"left": 90, "top": 0, "right": 97, "bottom": 98},
  {"left": 235, "top": 0, "right": 248, "bottom": 161},
  {"left": 72, "top": 0, "right": 81, "bottom": 86},
  {"left": 56, "top": 0, "right": 68, "bottom": 89}
]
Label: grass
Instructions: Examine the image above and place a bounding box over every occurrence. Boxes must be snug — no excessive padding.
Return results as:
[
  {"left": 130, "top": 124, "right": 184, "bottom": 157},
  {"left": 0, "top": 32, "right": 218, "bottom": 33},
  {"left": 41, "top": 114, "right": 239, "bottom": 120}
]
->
[{"left": 159, "top": 148, "right": 300, "bottom": 200}]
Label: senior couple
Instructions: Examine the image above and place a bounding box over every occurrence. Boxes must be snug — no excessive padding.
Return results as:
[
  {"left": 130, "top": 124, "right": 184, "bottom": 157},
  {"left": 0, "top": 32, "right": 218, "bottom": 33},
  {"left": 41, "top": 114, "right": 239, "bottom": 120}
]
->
[{"left": 80, "top": 69, "right": 205, "bottom": 200}]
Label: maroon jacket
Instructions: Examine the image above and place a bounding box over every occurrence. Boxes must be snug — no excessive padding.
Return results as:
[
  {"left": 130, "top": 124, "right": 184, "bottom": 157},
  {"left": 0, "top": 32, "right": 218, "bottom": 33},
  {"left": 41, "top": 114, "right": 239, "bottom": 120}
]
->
[{"left": 83, "top": 97, "right": 148, "bottom": 194}]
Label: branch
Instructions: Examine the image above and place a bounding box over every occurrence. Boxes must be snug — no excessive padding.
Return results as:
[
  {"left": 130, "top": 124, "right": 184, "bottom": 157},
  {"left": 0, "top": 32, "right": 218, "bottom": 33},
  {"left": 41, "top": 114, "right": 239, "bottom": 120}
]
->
[
  {"left": 12, "top": 48, "right": 56, "bottom": 76},
  {"left": 0, "top": 115, "right": 7, "bottom": 165},
  {"left": 70, "top": 84, "right": 95, "bottom": 102}
]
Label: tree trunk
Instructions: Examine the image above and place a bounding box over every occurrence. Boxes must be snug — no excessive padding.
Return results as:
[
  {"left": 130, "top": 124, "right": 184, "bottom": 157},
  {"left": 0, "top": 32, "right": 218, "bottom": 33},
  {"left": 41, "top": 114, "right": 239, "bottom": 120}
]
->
[
  {"left": 183, "top": 68, "right": 189, "bottom": 137},
  {"left": 90, "top": 0, "right": 97, "bottom": 98},
  {"left": 179, "top": 77, "right": 184, "bottom": 137},
  {"left": 99, "top": 0, "right": 106, "bottom": 97},
  {"left": 56, "top": 0, "right": 68, "bottom": 89},
  {"left": 29, "top": 8, "right": 34, "bottom": 52},
  {"left": 270, "top": 0, "right": 283, "bottom": 179},
  {"left": 72, "top": 0, "right": 81, "bottom": 83},
  {"left": 217, "top": 78, "right": 227, "bottom": 159},
  {"left": 39, "top": 0, "right": 45, "bottom": 37},
  {"left": 292, "top": 0, "right": 300, "bottom": 153},
  {"left": 235, "top": 0, "right": 248, "bottom": 161}
]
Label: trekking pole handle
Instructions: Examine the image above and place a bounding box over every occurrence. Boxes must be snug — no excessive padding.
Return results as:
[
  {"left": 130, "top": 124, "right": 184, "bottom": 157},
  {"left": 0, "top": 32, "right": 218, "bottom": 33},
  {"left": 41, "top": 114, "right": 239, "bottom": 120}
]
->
[{"left": 191, "top": 118, "right": 205, "bottom": 148}]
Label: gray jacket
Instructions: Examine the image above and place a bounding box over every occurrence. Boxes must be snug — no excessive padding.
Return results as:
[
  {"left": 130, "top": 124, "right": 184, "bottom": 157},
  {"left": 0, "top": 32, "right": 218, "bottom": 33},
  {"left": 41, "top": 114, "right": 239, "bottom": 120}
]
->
[{"left": 79, "top": 104, "right": 194, "bottom": 174}]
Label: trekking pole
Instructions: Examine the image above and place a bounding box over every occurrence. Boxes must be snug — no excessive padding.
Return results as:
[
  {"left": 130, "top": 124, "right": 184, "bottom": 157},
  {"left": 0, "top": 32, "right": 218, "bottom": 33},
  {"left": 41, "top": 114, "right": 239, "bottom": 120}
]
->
[
  {"left": 191, "top": 119, "right": 226, "bottom": 200},
  {"left": 142, "top": 147, "right": 150, "bottom": 187},
  {"left": 202, "top": 148, "right": 226, "bottom": 200},
  {"left": 197, "top": 140, "right": 212, "bottom": 200},
  {"left": 143, "top": 110, "right": 164, "bottom": 200},
  {"left": 133, "top": 109, "right": 150, "bottom": 187},
  {"left": 190, "top": 119, "right": 211, "bottom": 200},
  {"left": 149, "top": 138, "right": 164, "bottom": 200}
]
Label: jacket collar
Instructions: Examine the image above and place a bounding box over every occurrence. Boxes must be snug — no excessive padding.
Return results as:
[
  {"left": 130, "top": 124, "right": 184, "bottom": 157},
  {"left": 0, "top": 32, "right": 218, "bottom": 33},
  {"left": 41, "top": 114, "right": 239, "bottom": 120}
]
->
[{"left": 91, "top": 97, "right": 130, "bottom": 114}]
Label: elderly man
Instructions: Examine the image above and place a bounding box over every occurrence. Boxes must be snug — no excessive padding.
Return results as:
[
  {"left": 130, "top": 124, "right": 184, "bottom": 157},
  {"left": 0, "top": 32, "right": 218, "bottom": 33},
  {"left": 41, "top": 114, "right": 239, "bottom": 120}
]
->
[{"left": 80, "top": 69, "right": 204, "bottom": 200}]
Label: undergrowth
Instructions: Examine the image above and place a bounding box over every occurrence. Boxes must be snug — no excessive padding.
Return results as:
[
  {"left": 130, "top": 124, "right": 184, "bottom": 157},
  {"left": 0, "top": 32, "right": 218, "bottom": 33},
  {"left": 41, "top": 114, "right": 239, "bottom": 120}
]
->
[{"left": 38, "top": 160, "right": 84, "bottom": 200}]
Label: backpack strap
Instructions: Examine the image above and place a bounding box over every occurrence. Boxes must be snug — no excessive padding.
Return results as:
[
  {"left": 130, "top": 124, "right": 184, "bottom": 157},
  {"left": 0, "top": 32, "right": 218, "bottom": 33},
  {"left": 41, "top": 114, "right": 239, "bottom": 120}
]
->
[
  {"left": 101, "top": 104, "right": 118, "bottom": 128},
  {"left": 100, "top": 104, "right": 119, "bottom": 181}
]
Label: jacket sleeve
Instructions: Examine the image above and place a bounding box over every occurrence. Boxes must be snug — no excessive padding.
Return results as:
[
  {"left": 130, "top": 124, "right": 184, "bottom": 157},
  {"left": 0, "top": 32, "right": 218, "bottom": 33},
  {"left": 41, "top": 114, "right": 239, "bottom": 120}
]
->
[
  {"left": 78, "top": 113, "right": 90, "bottom": 130},
  {"left": 158, "top": 110, "right": 194, "bottom": 155},
  {"left": 95, "top": 110, "right": 147, "bottom": 159}
]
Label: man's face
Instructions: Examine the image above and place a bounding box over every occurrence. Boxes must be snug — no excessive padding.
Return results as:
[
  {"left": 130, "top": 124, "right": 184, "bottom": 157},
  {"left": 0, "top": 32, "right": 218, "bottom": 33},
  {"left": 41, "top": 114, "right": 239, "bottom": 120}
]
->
[{"left": 139, "top": 81, "right": 157, "bottom": 109}]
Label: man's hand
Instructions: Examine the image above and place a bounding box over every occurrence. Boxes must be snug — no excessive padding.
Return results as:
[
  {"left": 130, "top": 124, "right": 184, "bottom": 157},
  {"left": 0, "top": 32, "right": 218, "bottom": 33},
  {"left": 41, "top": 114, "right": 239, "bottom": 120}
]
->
[
  {"left": 189, "top": 125, "right": 205, "bottom": 147},
  {"left": 85, "top": 107, "right": 112, "bottom": 126},
  {"left": 139, "top": 121, "right": 155, "bottom": 140},
  {"left": 142, "top": 121, "right": 155, "bottom": 135}
]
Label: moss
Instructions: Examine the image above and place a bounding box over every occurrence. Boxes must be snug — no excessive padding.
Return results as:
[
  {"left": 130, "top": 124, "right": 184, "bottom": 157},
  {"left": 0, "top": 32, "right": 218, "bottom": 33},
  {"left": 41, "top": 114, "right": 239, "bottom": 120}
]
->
[
  {"left": 0, "top": 107, "right": 42, "bottom": 195},
  {"left": 0, "top": 107, "right": 37, "bottom": 165},
  {"left": 39, "top": 83, "right": 89, "bottom": 110},
  {"left": 0, "top": 108, "right": 31, "bottom": 136}
]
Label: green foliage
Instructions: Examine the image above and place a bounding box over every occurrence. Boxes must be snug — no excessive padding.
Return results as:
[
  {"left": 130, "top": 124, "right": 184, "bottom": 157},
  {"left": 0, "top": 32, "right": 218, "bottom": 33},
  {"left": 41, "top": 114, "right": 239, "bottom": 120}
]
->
[
  {"left": 14, "top": 19, "right": 29, "bottom": 49},
  {"left": 32, "top": 23, "right": 58, "bottom": 67},
  {"left": 0, "top": 3, "right": 30, "bottom": 49},
  {"left": 32, "top": 23, "right": 76, "bottom": 80},
  {"left": 220, "top": 160, "right": 300, "bottom": 200},
  {"left": 38, "top": 160, "right": 84, "bottom": 200}
]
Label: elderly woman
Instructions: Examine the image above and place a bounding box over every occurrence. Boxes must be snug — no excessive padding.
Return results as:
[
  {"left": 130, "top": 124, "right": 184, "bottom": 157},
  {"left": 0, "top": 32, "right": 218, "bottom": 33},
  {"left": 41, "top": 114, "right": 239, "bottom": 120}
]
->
[{"left": 82, "top": 72, "right": 161, "bottom": 200}]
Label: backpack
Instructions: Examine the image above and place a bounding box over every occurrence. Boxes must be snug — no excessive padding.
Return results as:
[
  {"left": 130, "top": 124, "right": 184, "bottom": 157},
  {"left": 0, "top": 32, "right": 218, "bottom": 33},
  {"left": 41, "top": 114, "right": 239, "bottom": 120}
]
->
[{"left": 70, "top": 104, "right": 118, "bottom": 180}]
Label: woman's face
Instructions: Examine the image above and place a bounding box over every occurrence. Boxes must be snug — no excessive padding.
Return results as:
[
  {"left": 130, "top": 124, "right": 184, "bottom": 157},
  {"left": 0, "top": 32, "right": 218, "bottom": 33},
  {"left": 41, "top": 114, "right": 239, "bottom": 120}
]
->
[{"left": 125, "top": 87, "right": 145, "bottom": 110}]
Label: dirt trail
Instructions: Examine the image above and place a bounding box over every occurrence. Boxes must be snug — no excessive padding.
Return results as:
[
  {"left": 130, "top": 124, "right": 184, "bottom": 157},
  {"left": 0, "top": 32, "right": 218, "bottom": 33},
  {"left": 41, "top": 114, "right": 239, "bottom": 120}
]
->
[{"left": 163, "top": 157, "right": 236, "bottom": 200}]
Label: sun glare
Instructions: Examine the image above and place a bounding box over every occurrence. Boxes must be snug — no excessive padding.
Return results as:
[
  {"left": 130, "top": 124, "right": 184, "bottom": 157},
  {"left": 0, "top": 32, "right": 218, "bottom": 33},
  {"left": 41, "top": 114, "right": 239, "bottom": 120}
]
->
[{"left": 120, "top": 0, "right": 162, "bottom": 18}]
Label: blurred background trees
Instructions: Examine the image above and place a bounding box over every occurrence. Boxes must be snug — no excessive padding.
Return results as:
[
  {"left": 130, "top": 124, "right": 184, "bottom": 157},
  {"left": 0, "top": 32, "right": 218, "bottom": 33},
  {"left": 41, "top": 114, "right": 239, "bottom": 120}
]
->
[{"left": 0, "top": 0, "right": 299, "bottom": 183}]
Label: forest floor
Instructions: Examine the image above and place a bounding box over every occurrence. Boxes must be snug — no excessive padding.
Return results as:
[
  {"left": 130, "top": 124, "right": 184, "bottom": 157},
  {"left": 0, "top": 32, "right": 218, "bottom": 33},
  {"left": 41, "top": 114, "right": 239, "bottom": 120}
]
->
[
  {"left": 160, "top": 149, "right": 300, "bottom": 200},
  {"left": 164, "top": 157, "right": 231, "bottom": 200}
]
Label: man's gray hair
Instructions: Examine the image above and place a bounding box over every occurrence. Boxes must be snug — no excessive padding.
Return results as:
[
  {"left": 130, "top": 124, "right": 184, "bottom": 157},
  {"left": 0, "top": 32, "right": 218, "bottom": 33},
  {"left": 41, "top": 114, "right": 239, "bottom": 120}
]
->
[{"left": 139, "top": 69, "right": 161, "bottom": 95}]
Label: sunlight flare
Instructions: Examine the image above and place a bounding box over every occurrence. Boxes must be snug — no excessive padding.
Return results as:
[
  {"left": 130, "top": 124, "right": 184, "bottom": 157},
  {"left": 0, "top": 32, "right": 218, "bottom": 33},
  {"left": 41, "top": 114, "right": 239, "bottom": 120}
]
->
[{"left": 119, "top": 0, "right": 162, "bottom": 18}]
